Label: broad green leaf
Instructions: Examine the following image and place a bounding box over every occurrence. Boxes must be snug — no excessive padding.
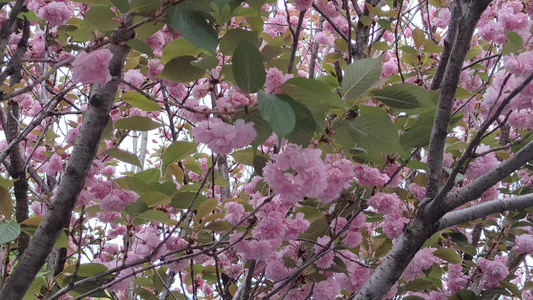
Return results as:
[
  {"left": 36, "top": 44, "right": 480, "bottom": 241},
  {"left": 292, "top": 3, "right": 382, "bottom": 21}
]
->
[
  {"left": 115, "top": 116, "right": 162, "bottom": 131},
  {"left": 73, "top": 0, "right": 111, "bottom": 6},
  {"left": 134, "top": 287, "right": 159, "bottom": 300},
  {"left": 232, "top": 40, "right": 266, "bottom": 93},
  {"left": 111, "top": 0, "right": 130, "bottom": 12},
  {"left": 80, "top": 6, "right": 117, "bottom": 32},
  {"left": 133, "top": 168, "right": 161, "bottom": 182},
  {"left": 139, "top": 191, "right": 172, "bottom": 207},
  {"left": 196, "top": 198, "right": 219, "bottom": 220},
  {"left": 220, "top": 29, "right": 259, "bottom": 55},
  {"left": 131, "top": 0, "right": 164, "bottom": 13},
  {"left": 160, "top": 39, "right": 203, "bottom": 64},
  {"left": 0, "top": 222, "right": 20, "bottom": 245},
  {"left": 122, "top": 92, "right": 161, "bottom": 112},
  {"left": 171, "top": 192, "right": 208, "bottom": 210},
  {"left": 0, "top": 186, "right": 12, "bottom": 221},
  {"left": 232, "top": 148, "right": 256, "bottom": 166},
  {"left": 257, "top": 91, "right": 296, "bottom": 138},
  {"left": 190, "top": 55, "right": 220, "bottom": 70},
  {"left": 162, "top": 141, "right": 198, "bottom": 166},
  {"left": 250, "top": 113, "right": 272, "bottom": 148},
  {"left": 126, "top": 39, "right": 154, "bottom": 57},
  {"left": 374, "top": 238, "right": 393, "bottom": 258},
  {"left": 507, "top": 31, "right": 523, "bottom": 46},
  {"left": 351, "top": 106, "right": 402, "bottom": 155},
  {"left": 400, "top": 113, "right": 434, "bottom": 148},
  {"left": 285, "top": 98, "right": 317, "bottom": 145},
  {"left": 370, "top": 83, "right": 429, "bottom": 110},
  {"left": 137, "top": 210, "right": 176, "bottom": 225},
  {"left": 299, "top": 218, "right": 329, "bottom": 240},
  {"left": 412, "top": 28, "right": 425, "bottom": 48},
  {"left": 135, "top": 19, "right": 165, "bottom": 41},
  {"left": 433, "top": 248, "right": 462, "bottom": 264},
  {"left": 63, "top": 263, "right": 108, "bottom": 277},
  {"left": 115, "top": 176, "right": 150, "bottom": 192},
  {"left": 23, "top": 277, "right": 46, "bottom": 300},
  {"left": 125, "top": 199, "right": 149, "bottom": 215},
  {"left": 159, "top": 56, "right": 206, "bottom": 83},
  {"left": 106, "top": 147, "right": 142, "bottom": 168},
  {"left": 281, "top": 77, "right": 344, "bottom": 121},
  {"left": 341, "top": 57, "right": 383, "bottom": 99},
  {"left": 168, "top": 5, "right": 218, "bottom": 53}
]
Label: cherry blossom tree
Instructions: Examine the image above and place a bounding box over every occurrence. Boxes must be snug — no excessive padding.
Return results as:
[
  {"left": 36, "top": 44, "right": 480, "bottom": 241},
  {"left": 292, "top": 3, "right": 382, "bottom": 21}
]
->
[{"left": 0, "top": 0, "right": 531, "bottom": 299}]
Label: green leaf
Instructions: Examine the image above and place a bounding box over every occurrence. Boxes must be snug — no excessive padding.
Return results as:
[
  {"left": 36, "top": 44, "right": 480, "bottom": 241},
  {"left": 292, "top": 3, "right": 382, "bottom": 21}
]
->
[
  {"left": 168, "top": 5, "right": 218, "bottom": 53},
  {"left": 122, "top": 91, "right": 161, "bottom": 112},
  {"left": 63, "top": 263, "right": 108, "bottom": 277},
  {"left": 190, "top": 55, "right": 220, "bottom": 70},
  {"left": 232, "top": 40, "right": 266, "bottom": 93},
  {"left": 352, "top": 106, "right": 402, "bottom": 154},
  {"left": 220, "top": 29, "right": 259, "bottom": 55},
  {"left": 139, "top": 191, "right": 172, "bottom": 207},
  {"left": 106, "top": 147, "right": 142, "bottom": 167},
  {"left": 341, "top": 57, "right": 383, "bottom": 99},
  {"left": 257, "top": 91, "right": 296, "bottom": 138},
  {"left": 171, "top": 192, "right": 208, "bottom": 210},
  {"left": 300, "top": 218, "right": 329, "bottom": 240},
  {"left": 196, "top": 198, "right": 219, "bottom": 220},
  {"left": 370, "top": 83, "right": 430, "bottom": 110},
  {"left": 0, "top": 222, "right": 20, "bottom": 245},
  {"left": 433, "top": 248, "right": 462, "bottom": 264},
  {"left": 205, "top": 220, "right": 234, "bottom": 231},
  {"left": 137, "top": 210, "right": 175, "bottom": 225},
  {"left": 159, "top": 56, "right": 206, "bottom": 83},
  {"left": 111, "top": 0, "right": 130, "bottom": 12},
  {"left": 507, "top": 31, "right": 523, "bottom": 46},
  {"left": 115, "top": 116, "right": 162, "bottom": 131},
  {"left": 126, "top": 39, "right": 154, "bottom": 57},
  {"left": 160, "top": 38, "right": 203, "bottom": 64},
  {"left": 281, "top": 77, "right": 343, "bottom": 126},
  {"left": 250, "top": 113, "right": 272, "bottom": 148},
  {"left": 133, "top": 168, "right": 161, "bottom": 182},
  {"left": 162, "top": 141, "right": 198, "bottom": 166},
  {"left": 125, "top": 199, "right": 149, "bottom": 215},
  {"left": 400, "top": 113, "right": 434, "bottom": 148},
  {"left": 80, "top": 6, "right": 117, "bottom": 32},
  {"left": 0, "top": 186, "right": 12, "bottom": 221},
  {"left": 285, "top": 97, "right": 317, "bottom": 145}
]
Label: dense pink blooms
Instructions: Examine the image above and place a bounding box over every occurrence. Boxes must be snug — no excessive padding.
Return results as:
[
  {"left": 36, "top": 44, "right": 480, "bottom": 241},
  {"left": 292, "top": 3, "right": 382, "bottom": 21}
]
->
[
  {"left": 465, "top": 146, "right": 500, "bottom": 182},
  {"left": 41, "top": 154, "right": 64, "bottom": 176},
  {"left": 513, "top": 234, "right": 533, "bottom": 253},
  {"left": 264, "top": 14, "right": 288, "bottom": 37},
  {"left": 264, "top": 67, "right": 293, "bottom": 94},
  {"left": 402, "top": 248, "right": 438, "bottom": 281},
  {"left": 71, "top": 49, "right": 113, "bottom": 85},
  {"left": 446, "top": 264, "right": 468, "bottom": 294},
  {"left": 28, "top": 0, "right": 74, "bottom": 27},
  {"left": 354, "top": 164, "right": 390, "bottom": 186},
  {"left": 121, "top": 69, "right": 144, "bottom": 90},
  {"left": 382, "top": 211, "right": 409, "bottom": 239},
  {"left": 477, "top": 256, "right": 509, "bottom": 289},
  {"left": 192, "top": 118, "right": 257, "bottom": 154},
  {"left": 313, "top": 280, "right": 341, "bottom": 300},
  {"left": 291, "top": 0, "right": 312, "bottom": 10},
  {"left": 263, "top": 145, "right": 327, "bottom": 205},
  {"left": 368, "top": 192, "right": 404, "bottom": 215}
]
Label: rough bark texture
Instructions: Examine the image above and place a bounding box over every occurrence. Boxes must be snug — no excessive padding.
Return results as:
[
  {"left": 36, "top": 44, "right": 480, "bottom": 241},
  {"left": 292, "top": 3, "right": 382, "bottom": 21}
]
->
[
  {"left": 354, "top": 1, "right": 492, "bottom": 298},
  {"left": 0, "top": 15, "right": 134, "bottom": 300}
]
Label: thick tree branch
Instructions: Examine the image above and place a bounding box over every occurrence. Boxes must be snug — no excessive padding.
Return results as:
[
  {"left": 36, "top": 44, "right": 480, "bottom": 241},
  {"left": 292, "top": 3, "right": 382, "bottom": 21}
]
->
[
  {"left": 438, "top": 193, "right": 533, "bottom": 230},
  {"left": 445, "top": 139, "right": 533, "bottom": 211},
  {"left": 425, "top": 0, "right": 492, "bottom": 200},
  {"left": 0, "top": 15, "right": 135, "bottom": 300}
]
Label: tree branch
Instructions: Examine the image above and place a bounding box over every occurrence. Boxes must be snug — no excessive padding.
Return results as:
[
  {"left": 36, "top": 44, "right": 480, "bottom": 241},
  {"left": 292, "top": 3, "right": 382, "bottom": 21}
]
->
[
  {"left": 0, "top": 14, "right": 135, "bottom": 300},
  {"left": 438, "top": 193, "right": 533, "bottom": 230}
]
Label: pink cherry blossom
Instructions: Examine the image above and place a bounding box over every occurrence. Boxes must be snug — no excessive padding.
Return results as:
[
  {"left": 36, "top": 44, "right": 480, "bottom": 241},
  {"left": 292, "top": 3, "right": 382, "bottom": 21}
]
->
[
  {"left": 513, "top": 234, "right": 533, "bottom": 253},
  {"left": 477, "top": 256, "right": 509, "bottom": 289},
  {"left": 402, "top": 248, "right": 438, "bottom": 281},
  {"left": 41, "top": 153, "right": 64, "bottom": 176},
  {"left": 71, "top": 49, "right": 113, "bottom": 86},
  {"left": 192, "top": 118, "right": 257, "bottom": 155}
]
